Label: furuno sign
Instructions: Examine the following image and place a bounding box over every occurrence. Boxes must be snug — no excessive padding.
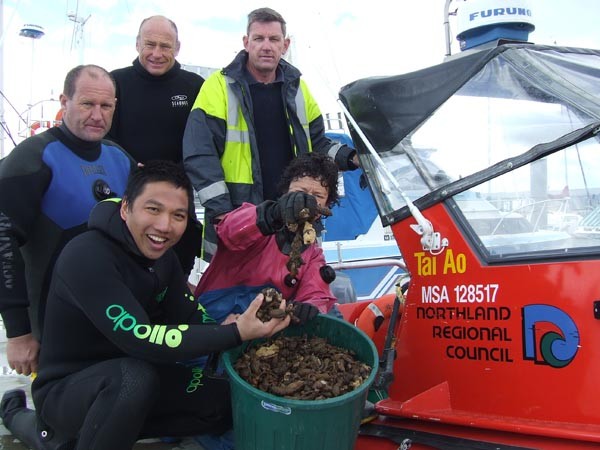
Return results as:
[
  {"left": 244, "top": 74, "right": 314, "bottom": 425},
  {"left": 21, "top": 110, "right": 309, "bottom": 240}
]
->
[{"left": 456, "top": 0, "right": 535, "bottom": 37}]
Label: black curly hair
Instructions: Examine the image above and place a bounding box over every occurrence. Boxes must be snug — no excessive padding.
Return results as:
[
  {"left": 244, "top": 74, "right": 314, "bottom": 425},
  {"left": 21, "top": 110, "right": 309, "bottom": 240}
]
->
[
  {"left": 123, "top": 160, "right": 194, "bottom": 212},
  {"left": 277, "top": 153, "right": 340, "bottom": 206}
]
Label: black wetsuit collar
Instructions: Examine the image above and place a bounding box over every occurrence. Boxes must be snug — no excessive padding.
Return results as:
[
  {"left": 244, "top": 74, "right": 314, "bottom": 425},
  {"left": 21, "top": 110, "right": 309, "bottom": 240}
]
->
[
  {"left": 47, "top": 124, "right": 103, "bottom": 161},
  {"left": 132, "top": 58, "right": 180, "bottom": 82}
]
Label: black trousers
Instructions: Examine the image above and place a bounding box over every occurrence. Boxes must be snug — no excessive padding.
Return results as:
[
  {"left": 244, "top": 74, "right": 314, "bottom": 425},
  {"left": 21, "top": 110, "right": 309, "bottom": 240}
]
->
[{"left": 34, "top": 357, "right": 231, "bottom": 450}]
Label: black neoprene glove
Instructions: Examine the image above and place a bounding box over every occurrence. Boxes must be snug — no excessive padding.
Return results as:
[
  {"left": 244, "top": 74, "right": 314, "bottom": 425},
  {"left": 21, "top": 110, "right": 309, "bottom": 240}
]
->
[
  {"left": 291, "top": 302, "right": 319, "bottom": 326},
  {"left": 256, "top": 200, "right": 282, "bottom": 235},
  {"left": 256, "top": 192, "right": 319, "bottom": 236},
  {"left": 277, "top": 191, "right": 318, "bottom": 224}
]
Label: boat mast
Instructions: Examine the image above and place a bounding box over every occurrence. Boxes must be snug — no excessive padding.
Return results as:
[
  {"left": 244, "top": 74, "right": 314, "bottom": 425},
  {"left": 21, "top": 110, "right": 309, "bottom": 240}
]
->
[{"left": 68, "top": 3, "right": 91, "bottom": 66}]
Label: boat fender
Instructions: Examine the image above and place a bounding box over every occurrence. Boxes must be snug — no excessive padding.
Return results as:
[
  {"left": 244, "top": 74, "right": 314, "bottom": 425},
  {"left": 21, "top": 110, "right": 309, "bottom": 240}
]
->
[
  {"left": 355, "top": 294, "right": 398, "bottom": 337},
  {"left": 319, "top": 265, "right": 336, "bottom": 284},
  {"left": 54, "top": 109, "right": 63, "bottom": 126}
]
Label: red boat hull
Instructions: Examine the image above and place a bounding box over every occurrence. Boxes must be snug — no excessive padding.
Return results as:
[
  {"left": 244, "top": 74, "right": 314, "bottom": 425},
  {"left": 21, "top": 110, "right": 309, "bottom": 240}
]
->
[{"left": 348, "top": 201, "right": 600, "bottom": 448}]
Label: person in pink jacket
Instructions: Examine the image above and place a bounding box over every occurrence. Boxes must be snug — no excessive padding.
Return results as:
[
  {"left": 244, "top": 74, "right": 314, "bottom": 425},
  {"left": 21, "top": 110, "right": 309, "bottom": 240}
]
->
[{"left": 194, "top": 153, "right": 340, "bottom": 325}]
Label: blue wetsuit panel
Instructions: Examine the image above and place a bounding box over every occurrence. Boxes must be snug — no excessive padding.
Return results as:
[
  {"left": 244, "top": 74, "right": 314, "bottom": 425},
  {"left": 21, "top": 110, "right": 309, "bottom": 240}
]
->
[{"left": 41, "top": 142, "right": 130, "bottom": 229}]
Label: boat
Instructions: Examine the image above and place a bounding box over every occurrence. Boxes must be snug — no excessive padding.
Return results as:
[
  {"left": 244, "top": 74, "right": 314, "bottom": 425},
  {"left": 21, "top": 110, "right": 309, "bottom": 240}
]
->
[
  {"left": 3, "top": 1, "right": 600, "bottom": 448},
  {"left": 334, "top": 1, "right": 600, "bottom": 448}
]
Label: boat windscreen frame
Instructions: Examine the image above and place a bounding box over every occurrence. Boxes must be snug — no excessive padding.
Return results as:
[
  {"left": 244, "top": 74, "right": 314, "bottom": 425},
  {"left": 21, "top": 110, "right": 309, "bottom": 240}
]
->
[{"left": 376, "top": 121, "right": 600, "bottom": 228}]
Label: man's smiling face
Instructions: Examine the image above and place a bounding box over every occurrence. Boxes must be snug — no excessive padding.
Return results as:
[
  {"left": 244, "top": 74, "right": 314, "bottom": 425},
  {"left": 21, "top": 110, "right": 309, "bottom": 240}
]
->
[{"left": 121, "top": 181, "right": 188, "bottom": 260}]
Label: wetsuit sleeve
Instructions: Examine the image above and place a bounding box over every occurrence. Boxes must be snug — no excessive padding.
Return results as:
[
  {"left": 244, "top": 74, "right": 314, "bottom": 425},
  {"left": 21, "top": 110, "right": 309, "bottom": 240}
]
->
[
  {"left": 294, "top": 246, "right": 336, "bottom": 314},
  {"left": 53, "top": 234, "right": 241, "bottom": 364},
  {"left": 0, "top": 139, "right": 52, "bottom": 337}
]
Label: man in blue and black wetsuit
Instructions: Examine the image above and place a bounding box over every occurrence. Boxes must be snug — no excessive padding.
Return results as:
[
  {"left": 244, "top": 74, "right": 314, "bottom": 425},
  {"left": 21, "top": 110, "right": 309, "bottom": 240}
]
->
[{"left": 0, "top": 64, "right": 135, "bottom": 377}]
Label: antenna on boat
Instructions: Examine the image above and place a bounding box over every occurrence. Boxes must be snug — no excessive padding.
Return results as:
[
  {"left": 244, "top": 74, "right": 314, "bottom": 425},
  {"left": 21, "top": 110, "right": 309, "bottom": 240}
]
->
[
  {"left": 337, "top": 100, "right": 448, "bottom": 254},
  {"left": 447, "top": 0, "right": 535, "bottom": 59},
  {"left": 68, "top": 11, "right": 91, "bottom": 64}
]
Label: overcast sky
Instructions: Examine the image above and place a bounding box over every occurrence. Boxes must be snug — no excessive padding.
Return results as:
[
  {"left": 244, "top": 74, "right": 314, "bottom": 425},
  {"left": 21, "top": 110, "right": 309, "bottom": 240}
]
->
[{"left": 1, "top": 0, "right": 600, "bottom": 151}]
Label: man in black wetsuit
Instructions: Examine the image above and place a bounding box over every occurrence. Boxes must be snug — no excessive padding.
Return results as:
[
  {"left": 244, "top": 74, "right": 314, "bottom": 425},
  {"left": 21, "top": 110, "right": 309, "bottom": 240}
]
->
[
  {"left": 108, "top": 15, "right": 204, "bottom": 164},
  {"left": 108, "top": 15, "right": 206, "bottom": 277},
  {"left": 2, "top": 161, "right": 290, "bottom": 449}
]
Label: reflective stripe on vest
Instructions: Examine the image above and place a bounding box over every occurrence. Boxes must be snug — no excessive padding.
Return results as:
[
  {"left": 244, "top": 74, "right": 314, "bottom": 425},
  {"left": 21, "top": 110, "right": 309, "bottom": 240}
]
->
[
  {"left": 198, "top": 180, "right": 229, "bottom": 204},
  {"left": 328, "top": 142, "right": 343, "bottom": 161},
  {"left": 294, "top": 85, "right": 311, "bottom": 147},
  {"left": 222, "top": 78, "right": 253, "bottom": 184}
]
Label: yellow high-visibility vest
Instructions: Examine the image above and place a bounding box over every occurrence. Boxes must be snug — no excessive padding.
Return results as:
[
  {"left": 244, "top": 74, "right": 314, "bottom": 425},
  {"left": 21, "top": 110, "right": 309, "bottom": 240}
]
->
[{"left": 194, "top": 73, "right": 321, "bottom": 185}]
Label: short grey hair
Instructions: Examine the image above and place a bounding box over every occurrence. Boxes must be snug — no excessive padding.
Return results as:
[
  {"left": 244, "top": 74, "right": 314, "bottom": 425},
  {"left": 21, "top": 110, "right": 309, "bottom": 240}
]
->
[
  {"left": 63, "top": 65, "right": 115, "bottom": 98},
  {"left": 137, "top": 15, "right": 179, "bottom": 41}
]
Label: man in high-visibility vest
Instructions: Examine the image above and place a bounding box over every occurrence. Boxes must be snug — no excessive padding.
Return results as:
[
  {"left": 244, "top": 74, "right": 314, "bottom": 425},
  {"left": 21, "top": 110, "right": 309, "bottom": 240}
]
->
[{"left": 183, "top": 7, "right": 359, "bottom": 262}]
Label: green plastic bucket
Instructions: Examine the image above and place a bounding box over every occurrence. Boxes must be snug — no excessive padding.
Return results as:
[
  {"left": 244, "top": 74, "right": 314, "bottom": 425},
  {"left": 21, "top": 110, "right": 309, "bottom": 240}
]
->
[{"left": 222, "top": 314, "right": 379, "bottom": 450}]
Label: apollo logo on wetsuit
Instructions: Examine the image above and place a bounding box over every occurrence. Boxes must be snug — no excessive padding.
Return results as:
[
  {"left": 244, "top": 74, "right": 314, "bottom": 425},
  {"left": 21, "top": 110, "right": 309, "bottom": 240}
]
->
[
  {"left": 186, "top": 366, "right": 204, "bottom": 393},
  {"left": 522, "top": 304, "right": 579, "bottom": 368},
  {"left": 106, "top": 304, "right": 189, "bottom": 348}
]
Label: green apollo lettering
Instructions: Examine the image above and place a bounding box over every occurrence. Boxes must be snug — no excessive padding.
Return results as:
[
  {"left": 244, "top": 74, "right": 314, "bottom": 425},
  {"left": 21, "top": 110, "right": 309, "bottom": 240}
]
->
[
  {"left": 196, "top": 302, "right": 216, "bottom": 323},
  {"left": 186, "top": 366, "right": 205, "bottom": 393},
  {"left": 106, "top": 304, "right": 137, "bottom": 331},
  {"left": 105, "top": 304, "right": 189, "bottom": 348}
]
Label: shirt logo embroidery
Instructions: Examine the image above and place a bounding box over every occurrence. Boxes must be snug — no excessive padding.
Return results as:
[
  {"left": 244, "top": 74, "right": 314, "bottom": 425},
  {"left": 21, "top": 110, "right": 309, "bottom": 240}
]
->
[{"left": 171, "top": 94, "right": 189, "bottom": 108}]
